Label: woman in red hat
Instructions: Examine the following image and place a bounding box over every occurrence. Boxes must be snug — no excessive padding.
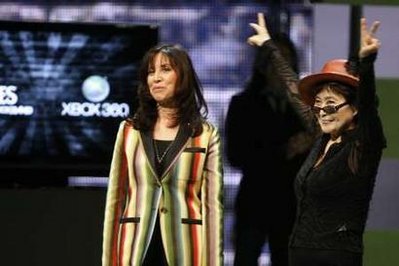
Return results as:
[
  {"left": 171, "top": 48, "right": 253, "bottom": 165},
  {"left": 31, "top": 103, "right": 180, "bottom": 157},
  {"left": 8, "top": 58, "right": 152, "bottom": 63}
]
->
[{"left": 247, "top": 13, "right": 386, "bottom": 266}]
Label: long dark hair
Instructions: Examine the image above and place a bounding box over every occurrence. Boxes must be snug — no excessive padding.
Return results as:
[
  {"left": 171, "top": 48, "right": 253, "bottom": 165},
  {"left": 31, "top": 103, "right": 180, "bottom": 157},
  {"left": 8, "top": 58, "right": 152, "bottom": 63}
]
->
[{"left": 132, "top": 44, "right": 208, "bottom": 136}]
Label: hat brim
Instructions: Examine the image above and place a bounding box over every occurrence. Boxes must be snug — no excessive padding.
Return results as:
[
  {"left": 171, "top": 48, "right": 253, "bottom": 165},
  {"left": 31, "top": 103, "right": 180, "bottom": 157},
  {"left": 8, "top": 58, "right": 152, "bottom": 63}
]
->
[{"left": 298, "top": 72, "right": 359, "bottom": 106}]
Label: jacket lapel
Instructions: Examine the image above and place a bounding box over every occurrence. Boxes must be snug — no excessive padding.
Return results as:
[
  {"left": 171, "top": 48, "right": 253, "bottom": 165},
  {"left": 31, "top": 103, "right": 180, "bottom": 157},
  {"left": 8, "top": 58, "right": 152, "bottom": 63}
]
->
[
  {"left": 140, "top": 123, "right": 193, "bottom": 179},
  {"left": 296, "top": 136, "right": 325, "bottom": 184},
  {"left": 162, "top": 123, "right": 192, "bottom": 171},
  {"left": 140, "top": 130, "right": 156, "bottom": 175}
]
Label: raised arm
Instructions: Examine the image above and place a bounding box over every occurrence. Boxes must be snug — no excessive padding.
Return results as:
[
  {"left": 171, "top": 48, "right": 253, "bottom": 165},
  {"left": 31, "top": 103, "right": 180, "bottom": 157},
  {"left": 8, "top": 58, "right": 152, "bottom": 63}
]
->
[
  {"left": 247, "top": 13, "right": 299, "bottom": 93},
  {"left": 248, "top": 12, "right": 318, "bottom": 134},
  {"left": 358, "top": 17, "right": 381, "bottom": 108},
  {"left": 356, "top": 18, "right": 386, "bottom": 149}
]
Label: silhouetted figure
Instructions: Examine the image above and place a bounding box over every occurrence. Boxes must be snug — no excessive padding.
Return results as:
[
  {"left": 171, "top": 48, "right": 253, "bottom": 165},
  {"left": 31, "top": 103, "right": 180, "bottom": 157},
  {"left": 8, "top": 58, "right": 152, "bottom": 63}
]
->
[{"left": 225, "top": 33, "right": 313, "bottom": 266}]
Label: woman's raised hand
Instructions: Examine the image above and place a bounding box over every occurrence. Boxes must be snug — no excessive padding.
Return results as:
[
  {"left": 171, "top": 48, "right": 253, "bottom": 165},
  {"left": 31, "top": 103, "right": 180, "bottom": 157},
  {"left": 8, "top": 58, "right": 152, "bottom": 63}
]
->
[
  {"left": 359, "top": 17, "right": 381, "bottom": 59},
  {"left": 247, "top": 12, "right": 271, "bottom": 47}
]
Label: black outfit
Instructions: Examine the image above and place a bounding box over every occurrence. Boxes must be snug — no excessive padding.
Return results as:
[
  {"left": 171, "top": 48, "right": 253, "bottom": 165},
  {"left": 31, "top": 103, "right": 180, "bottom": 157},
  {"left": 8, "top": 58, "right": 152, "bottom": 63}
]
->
[
  {"left": 289, "top": 248, "right": 362, "bottom": 266},
  {"left": 225, "top": 41, "right": 313, "bottom": 266},
  {"left": 262, "top": 40, "right": 386, "bottom": 266},
  {"left": 142, "top": 139, "right": 171, "bottom": 266}
]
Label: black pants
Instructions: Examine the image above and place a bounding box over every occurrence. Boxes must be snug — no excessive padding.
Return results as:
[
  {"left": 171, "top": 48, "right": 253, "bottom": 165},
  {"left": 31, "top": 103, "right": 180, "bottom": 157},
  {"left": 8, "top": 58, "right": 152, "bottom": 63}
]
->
[
  {"left": 233, "top": 218, "right": 291, "bottom": 266},
  {"left": 142, "top": 216, "right": 168, "bottom": 266},
  {"left": 289, "top": 247, "right": 362, "bottom": 266}
]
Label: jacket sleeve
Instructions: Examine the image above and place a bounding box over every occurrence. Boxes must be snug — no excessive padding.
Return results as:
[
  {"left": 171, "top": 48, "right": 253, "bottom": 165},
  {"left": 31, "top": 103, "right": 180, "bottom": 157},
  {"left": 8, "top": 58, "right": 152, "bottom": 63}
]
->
[
  {"left": 201, "top": 125, "right": 224, "bottom": 266},
  {"left": 261, "top": 40, "right": 320, "bottom": 137},
  {"left": 102, "top": 121, "right": 129, "bottom": 266},
  {"left": 357, "top": 53, "right": 386, "bottom": 149},
  {"left": 348, "top": 53, "right": 386, "bottom": 176}
]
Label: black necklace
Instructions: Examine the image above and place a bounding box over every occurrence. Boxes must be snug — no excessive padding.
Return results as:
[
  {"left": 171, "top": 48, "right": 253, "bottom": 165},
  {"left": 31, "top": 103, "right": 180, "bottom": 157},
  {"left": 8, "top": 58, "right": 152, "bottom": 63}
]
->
[{"left": 153, "top": 139, "right": 174, "bottom": 163}]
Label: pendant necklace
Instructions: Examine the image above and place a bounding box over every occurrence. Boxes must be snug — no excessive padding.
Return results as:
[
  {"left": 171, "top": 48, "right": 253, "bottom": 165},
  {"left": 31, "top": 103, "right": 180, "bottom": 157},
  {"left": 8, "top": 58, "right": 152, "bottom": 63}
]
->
[{"left": 153, "top": 139, "right": 174, "bottom": 163}]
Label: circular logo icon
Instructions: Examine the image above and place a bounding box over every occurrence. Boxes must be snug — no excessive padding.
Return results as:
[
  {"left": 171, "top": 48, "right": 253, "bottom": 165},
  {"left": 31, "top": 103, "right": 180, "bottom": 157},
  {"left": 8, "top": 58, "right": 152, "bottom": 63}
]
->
[{"left": 81, "top": 75, "right": 110, "bottom": 102}]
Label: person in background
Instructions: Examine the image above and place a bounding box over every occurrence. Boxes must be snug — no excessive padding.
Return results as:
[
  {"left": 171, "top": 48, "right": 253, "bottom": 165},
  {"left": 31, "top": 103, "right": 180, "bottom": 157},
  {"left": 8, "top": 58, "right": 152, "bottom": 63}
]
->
[
  {"left": 225, "top": 29, "right": 313, "bottom": 266},
  {"left": 102, "top": 44, "right": 224, "bottom": 266},
  {"left": 248, "top": 13, "right": 386, "bottom": 266}
]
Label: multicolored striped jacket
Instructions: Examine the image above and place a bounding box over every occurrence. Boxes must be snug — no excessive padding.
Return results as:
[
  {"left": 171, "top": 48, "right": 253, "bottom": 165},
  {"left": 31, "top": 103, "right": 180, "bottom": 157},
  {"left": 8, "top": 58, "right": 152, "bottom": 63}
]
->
[{"left": 102, "top": 120, "right": 224, "bottom": 266}]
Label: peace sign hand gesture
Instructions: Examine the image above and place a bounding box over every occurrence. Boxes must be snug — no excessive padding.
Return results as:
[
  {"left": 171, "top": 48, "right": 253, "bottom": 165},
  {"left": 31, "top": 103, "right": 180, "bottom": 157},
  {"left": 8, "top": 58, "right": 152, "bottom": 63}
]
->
[
  {"left": 247, "top": 13, "right": 271, "bottom": 47},
  {"left": 359, "top": 18, "right": 381, "bottom": 59}
]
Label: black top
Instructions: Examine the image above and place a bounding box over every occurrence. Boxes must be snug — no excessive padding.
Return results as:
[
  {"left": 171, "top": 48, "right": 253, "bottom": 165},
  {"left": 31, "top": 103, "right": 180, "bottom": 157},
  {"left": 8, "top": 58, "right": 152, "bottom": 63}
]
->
[
  {"left": 153, "top": 139, "right": 173, "bottom": 178},
  {"left": 143, "top": 139, "right": 173, "bottom": 266},
  {"left": 262, "top": 40, "right": 386, "bottom": 253}
]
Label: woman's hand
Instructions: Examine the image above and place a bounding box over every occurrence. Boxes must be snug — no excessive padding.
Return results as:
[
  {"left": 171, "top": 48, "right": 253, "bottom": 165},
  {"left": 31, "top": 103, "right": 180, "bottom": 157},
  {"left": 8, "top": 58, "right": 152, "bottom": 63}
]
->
[
  {"left": 359, "top": 17, "right": 381, "bottom": 59},
  {"left": 247, "top": 12, "right": 271, "bottom": 47}
]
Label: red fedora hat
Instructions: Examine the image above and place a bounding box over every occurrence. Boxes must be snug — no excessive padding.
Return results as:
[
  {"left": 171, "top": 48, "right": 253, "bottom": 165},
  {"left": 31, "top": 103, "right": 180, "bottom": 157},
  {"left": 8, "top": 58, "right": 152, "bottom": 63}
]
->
[{"left": 298, "top": 59, "right": 359, "bottom": 106}]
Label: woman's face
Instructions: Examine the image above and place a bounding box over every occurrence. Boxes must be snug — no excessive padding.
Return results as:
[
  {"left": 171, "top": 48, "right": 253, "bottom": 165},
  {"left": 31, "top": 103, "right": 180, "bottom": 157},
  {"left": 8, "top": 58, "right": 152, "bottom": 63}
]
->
[
  {"left": 313, "top": 87, "right": 358, "bottom": 138},
  {"left": 147, "top": 52, "right": 178, "bottom": 106}
]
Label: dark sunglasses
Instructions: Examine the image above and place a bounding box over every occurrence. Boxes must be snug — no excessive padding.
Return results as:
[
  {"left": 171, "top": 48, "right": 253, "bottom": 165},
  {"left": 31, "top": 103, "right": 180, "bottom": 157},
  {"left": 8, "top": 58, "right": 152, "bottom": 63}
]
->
[{"left": 311, "top": 102, "right": 348, "bottom": 115}]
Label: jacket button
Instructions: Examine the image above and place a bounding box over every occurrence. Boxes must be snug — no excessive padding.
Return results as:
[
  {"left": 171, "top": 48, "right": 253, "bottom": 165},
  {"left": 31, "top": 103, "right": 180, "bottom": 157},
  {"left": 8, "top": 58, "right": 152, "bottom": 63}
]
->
[{"left": 160, "top": 207, "right": 168, "bottom": 213}]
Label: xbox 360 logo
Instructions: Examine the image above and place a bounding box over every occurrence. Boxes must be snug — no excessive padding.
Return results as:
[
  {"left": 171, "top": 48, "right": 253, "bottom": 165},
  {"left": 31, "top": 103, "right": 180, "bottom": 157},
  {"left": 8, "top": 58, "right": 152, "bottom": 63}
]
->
[
  {"left": 61, "top": 75, "right": 129, "bottom": 118},
  {"left": 81, "top": 75, "right": 110, "bottom": 102}
]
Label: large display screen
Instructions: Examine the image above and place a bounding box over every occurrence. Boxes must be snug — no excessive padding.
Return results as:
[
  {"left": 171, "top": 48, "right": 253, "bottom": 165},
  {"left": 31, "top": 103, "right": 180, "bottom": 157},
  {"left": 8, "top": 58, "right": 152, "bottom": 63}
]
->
[{"left": 0, "top": 20, "right": 158, "bottom": 182}]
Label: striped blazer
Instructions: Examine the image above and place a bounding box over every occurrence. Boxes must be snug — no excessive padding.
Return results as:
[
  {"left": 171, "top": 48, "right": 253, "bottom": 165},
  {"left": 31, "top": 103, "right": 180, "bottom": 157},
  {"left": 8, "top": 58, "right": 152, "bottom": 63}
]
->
[{"left": 102, "top": 120, "right": 224, "bottom": 266}]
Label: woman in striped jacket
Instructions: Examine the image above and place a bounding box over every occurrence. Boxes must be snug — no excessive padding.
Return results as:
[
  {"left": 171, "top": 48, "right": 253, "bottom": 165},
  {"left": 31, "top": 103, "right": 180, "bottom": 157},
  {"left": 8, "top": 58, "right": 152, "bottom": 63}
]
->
[{"left": 102, "top": 44, "right": 224, "bottom": 266}]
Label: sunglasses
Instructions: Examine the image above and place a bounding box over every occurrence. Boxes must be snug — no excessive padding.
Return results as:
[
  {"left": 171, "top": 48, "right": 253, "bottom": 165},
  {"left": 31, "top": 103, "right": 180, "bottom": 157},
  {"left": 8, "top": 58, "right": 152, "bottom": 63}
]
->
[{"left": 311, "top": 102, "right": 348, "bottom": 115}]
